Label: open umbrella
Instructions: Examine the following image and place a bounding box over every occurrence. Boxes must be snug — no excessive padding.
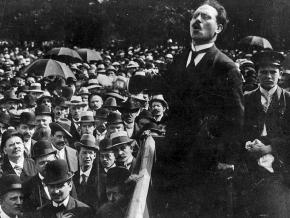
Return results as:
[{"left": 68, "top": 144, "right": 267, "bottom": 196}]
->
[
  {"left": 77, "top": 49, "right": 102, "bottom": 63},
  {"left": 23, "top": 59, "right": 76, "bottom": 80},
  {"left": 46, "top": 47, "right": 83, "bottom": 64},
  {"left": 238, "top": 36, "right": 273, "bottom": 51}
]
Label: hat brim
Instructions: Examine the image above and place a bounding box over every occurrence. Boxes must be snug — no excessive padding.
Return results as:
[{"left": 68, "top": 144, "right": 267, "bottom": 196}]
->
[
  {"left": 49, "top": 122, "right": 72, "bottom": 138},
  {"left": 107, "top": 139, "right": 134, "bottom": 149},
  {"left": 74, "top": 142, "right": 99, "bottom": 151},
  {"left": 87, "top": 85, "right": 102, "bottom": 90},
  {"left": 44, "top": 172, "right": 74, "bottom": 185},
  {"left": 67, "top": 102, "right": 87, "bottom": 107},
  {"left": 25, "top": 90, "right": 44, "bottom": 93},
  {"left": 31, "top": 149, "right": 57, "bottom": 159},
  {"left": 106, "top": 93, "right": 125, "bottom": 101},
  {"left": 149, "top": 99, "right": 168, "bottom": 109}
]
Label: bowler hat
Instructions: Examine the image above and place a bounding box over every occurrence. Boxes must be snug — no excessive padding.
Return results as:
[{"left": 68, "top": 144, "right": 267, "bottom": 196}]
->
[
  {"left": 74, "top": 134, "right": 99, "bottom": 151},
  {"left": 19, "top": 111, "right": 37, "bottom": 126},
  {"left": 107, "top": 112, "right": 124, "bottom": 125},
  {"left": 35, "top": 105, "right": 52, "bottom": 117},
  {"left": 0, "top": 174, "right": 22, "bottom": 196},
  {"left": 106, "top": 167, "right": 130, "bottom": 187},
  {"left": 49, "top": 118, "right": 72, "bottom": 139},
  {"left": 99, "top": 138, "right": 113, "bottom": 152},
  {"left": 87, "top": 79, "right": 102, "bottom": 90},
  {"left": 31, "top": 140, "right": 57, "bottom": 159},
  {"left": 43, "top": 159, "right": 74, "bottom": 185},
  {"left": 95, "top": 108, "right": 109, "bottom": 120},
  {"left": 119, "top": 98, "right": 141, "bottom": 113},
  {"left": 253, "top": 50, "right": 285, "bottom": 67},
  {"left": 109, "top": 131, "right": 133, "bottom": 149},
  {"left": 54, "top": 97, "right": 69, "bottom": 108}
]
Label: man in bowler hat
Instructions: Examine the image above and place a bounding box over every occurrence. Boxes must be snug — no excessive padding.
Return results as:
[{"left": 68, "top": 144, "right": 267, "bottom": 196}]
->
[
  {"left": 0, "top": 174, "right": 24, "bottom": 218},
  {"left": 41, "top": 159, "right": 93, "bottom": 218}
]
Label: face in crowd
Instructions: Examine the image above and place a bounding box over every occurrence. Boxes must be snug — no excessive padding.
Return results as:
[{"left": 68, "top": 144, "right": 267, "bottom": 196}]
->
[
  {"left": 0, "top": 190, "right": 24, "bottom": 217},
  {"left": 113, "top": 143, "right": 133, "bottom": 163},
  {"left": 80, "top": 122, "right": 95, "bottom": 135},
  {"left": 54, "top": 106, "right": 69, "bottom": 120},
  {"left": 89, "top": 95, "right": 103, "bottom": 111},
  {"left": 78, "top": 147, "right": 96, "bottom": 171},
  {"left": 36, "top": 115, "right": 52, "bottom": 128},
  {"left": 40, "top": 97, "right": 52, "bottom": 111},
  {"left": 47, "top": 180, "right": 72, "bottom": 203},
  {"left": 70, "top": 105, "right": 84, "bottom": 121},
  {"left": 35, "top": 153, "right": 56, "bottom": 175},
  {"left": 107, "top": 123, "right": 125, "bottom": 136},
  {"left": 3, "top": 136, "right": 24, "bottom": 160},
  {"left": 151, "top": 101, "right": 166, "bottom": 117},
  {"left": 100, "top": 151, "right": 115, "bottom": 169},
  {"left": 258, "top": 65, "right": 282, "bottom": 90},
  {"left": 106, "top": 185, "right": 125, "bottom": 203},
  {"left": 17, "top": 124, "right": 35, "bottom": 142},
  {"left": 51, "top": 130, "right": 68, "bottom": 150}
]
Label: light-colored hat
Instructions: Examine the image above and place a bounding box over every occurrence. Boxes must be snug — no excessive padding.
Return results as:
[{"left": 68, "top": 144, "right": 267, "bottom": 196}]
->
[
  {"left": 149, "top": 94, "right": 168, "bottom": 109},
  {"left": 26, "top": 83, "right": 44, "bottom": 93},
  {"left": 67, "top": 96, "right": 87, "bottom": 106}
]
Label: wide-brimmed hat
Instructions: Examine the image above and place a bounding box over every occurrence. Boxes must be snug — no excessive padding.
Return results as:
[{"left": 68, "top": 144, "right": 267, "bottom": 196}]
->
[
  {"left": 130, "top": 93, "right": 147, "bottom": 103},
  {"left": 17, "top": 85, "right": 29, "bottom": 94},
  {"left": 77, "top": 87, "right": 90, "bottom": 96},
  {"left": 67, "top": 96, "right": 87, "bottom": 107},
  {"left": 74, "top": 134, "right": 99, "bottom": 151},
  {"left": 87, "top": 79, "right": 102, "bottom": 90},
  {"left": 149, "top": 94, "right": 168, "bottom": 109},
  {"left": 49, "top": 118, "right": 72, "bottom": 138},
  {"left": 25, "top": 83, "right": 44, "bottom": 93},
  {"left": 77, "top": 111, "right": 95, "bottom": 124},
  {"left": 0, "top": 174, "right": 23, "bottom": 196},
  {"left": 35, "top": 105, "right": 52, "bottom": 117},
  {"left": 107, "top": 111, "right": 124, "bottom": 125},
  {"left": 95, "top": 108, "right": 109, "bottom": 120},
  {"left": 43, "top": 159, "right": 74, "bottom": 185},
  {"left": 106, "top": 167, "right": 130, "bottom": 187},
  {"left": 99, "top": 138, "right": 113, "bottom": 152},
  {"left": 109, "top": 131, "right": 133, "bottom": 149},
  {"left": 105, "top": 90, "right": 126, "bottom": 102},
  {"left": 19, "top": 111, "right": 37, "bottom": 126},
  {"left": 31, "top": 140, "right": 57, "bottom": 159},
  {"left": 119, "top": 98, "right": 141, "bottom": 113}
]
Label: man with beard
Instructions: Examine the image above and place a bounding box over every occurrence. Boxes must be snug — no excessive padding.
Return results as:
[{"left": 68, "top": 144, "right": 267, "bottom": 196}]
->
[
  {"left": 109, "top": 131, "right": 137, "bottom": 173},
  {"left": 41, "top": 159, "right": 93, "bottom": 218},
  {"left": 0, "top": 174, "right": 24, "bottom": 218},
  {"left": 0, "top": 129, "right": 37, "bottom": 182},
  {"left": 49, "top": 119, "right": 78, "bottom": 173},
  {"left": 16, "top": 112, "right": 37, "bottom": 158},
  {"left": 73, "top": 134, "right": 100, "bottom": 209},
  {"left": 119, "top": 98, "right": 141, "bottom": 139}
]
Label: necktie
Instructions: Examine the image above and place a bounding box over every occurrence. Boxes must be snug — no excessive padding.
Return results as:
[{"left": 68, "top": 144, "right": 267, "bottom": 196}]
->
[
  {"left": 14, "top": 165, "right": 22, "bottom": 176},
  {"left": 53, "top": 204, "right": 66, "bottom": 213},
  {"left": 81, "top": 174, "right": 87, "bottom": 185}
]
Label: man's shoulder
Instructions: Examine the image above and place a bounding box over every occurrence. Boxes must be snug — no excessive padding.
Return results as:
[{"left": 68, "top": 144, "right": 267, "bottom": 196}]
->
[
  {"left": 65, "top": 145, "right": 77, "bottom": 154},
  {"left": 69, "top": 197, "right": 91, "bottom": 208},
  {"left": 214, "top": 48, "right": 238, "bottom": 71}
]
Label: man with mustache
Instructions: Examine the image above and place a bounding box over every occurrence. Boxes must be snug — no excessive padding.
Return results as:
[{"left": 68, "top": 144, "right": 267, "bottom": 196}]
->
[
  {"left": 0, "top": 129, "right": 37, "bottom": 182},
  {"left": 149, "top": 94, "right": 168, "bottom": 128},
  {"left": 49, "top": 119, "right": 78, "bottom": 173},
  {"left": 16, "top": 111, "right": 37, "bottom": 158}
]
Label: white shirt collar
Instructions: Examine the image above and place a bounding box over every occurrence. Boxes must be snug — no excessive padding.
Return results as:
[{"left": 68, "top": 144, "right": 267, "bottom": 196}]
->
[
  {"left": 52, "top": 144, "right": 65, "bottom": 159},
  {"left": 80, "top": 167, "right": 92, "bottom": 178},
  {"left": 0, "top": 205, "right": 14, "bottom": 218},
  {"left": 38, "top": 173, "right": 44, "bottom": 180},
  {"left": 191, "top": 42, "right": 214, "bottom": 52},
  {"left": 9, "top": 158, "right": 24, "bottom": 169},
  {"left": 52, "top": 196, "right": 70, "bottom": 207},
  {"left": 260, "top": 85, "right": 277, "bottom": 97}
]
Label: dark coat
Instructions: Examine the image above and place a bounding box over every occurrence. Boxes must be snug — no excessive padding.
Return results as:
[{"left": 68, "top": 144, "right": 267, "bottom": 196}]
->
[
  {"left": 73, "top": 162, "right": 100, "bottom": 209},
  {"left": 244, "top": 86, "right": 290, "bottom": 164},
  {"left": 39, "top": 196, "right": 93, "bottom": 218},
  {"left": 68, "top": 116, "right": 81, "bottom": 145},
  {"left": 0, "top": 155, "right": 37, "bottom": 181},
  {"left": 152, "top": 45, "right": 244, "bottom": 168},
  {"left": 23, "top": 174, "right": 79, "bottom": 212}
]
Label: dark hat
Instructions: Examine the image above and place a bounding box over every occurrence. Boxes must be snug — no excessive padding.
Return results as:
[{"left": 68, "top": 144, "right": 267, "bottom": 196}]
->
[
  {"left": 142, "top": 122, "right": 165, "bottom": 135},
  {"left": 35, "top": 105, "right": 52, "bottom": 117},
  {"left": 15, "top": 71, "right": 26, "bottom": 79},
  {"left": 61, "top": 86, "right": 74, "bottom": 101},
  {"left": 22, "top": 94, "right": 37, "bottom": 108},
  {"left": 19, "top": 111, "right": 37, "bottom": 126},
  {"left": 74, "top": 134, "right": 99, "bottom": 151},
  {"left": 36, "top": 91, "right": 53, "bottom": 105},
  {"left": 253, "top": 50, "right": 285, "bottom": 67},
  {"left": 31, "top": 140, "right": 57, "bottom": 159},
  {"left": 107, "top": 112, "right": 124, "bottom": 125},
  {"left": 135, "top": 110, "right": 155, "bottom": 123},
  {"left": 103, "top": 97, "right": 118, "bottom": 109},
  {"left": 49, "top": 118, "right": 72, "bottom": 139},
  {"left": 77, "top": 111, "right": 95, "bottom": 124},
  {"left": 119, "top": 98, "right": 141, "bottom": 113},
  {"left": 106, "top": 167, "right": 130, "bottom": 187},
  {"left": 4, "top": 90, "right": 20, "bottom": 102},
  {"left": 99, "top": 138, "right": 113, "bottom": 152},
  {"left": 43, "top": 159, "right": 74, "bottom": 185},
  {"left": 0, "top": 112, "right": 10, "bottom": 126},
  {"left": 54, "top": 97, "right": 69, "bottom": 108},
  {"left": 95, "top": 108, "right": 109, "bottom": 120},
  {"left": 1, "top": 129, "right": 23, "bottom": 151},
  {"left": 149, "top": 94, "right": 168, "bottom": 109},
  {"left": 17, "top": 85, "right": 29, "bottom": 94},
  {"left": 109, "top": 131, "right": 133, "bottom": 149},
  {"left": 0, "top": 174, "right": 22, "bottom": 196}
]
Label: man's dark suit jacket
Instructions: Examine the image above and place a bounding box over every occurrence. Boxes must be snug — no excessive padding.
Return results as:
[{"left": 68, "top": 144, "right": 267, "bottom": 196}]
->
[
  {"left": 39, "top": 196, "right": 93, "bottom": 218},
  {"left": 244, "top": 86, "right": 290, "bottom": 164},
  {"left": 0, "top": 155, "right": 37, "bottom": 181},
  {"left": 152, "top": 45, "right": 244, "bottom": 169},
  {"left": 23, "top": 174, "right": 78, "bottom": 212},
  {"left": 73, "top": 162, "right": 100, "bottom": 210}
]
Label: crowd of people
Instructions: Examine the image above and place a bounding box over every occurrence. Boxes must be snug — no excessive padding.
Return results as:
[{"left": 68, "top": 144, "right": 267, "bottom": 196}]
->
[{"left": 1, "top": 0, "right": 290, "bottom": 217}]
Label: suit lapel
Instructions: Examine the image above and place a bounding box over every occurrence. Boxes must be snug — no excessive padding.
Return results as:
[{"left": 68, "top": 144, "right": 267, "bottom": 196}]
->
[
  {"left": 66, "top": 196, "right": 76, "bottom": 211},
  {"left": 2, "top": 156, "right": 16, "bottom": 175}
]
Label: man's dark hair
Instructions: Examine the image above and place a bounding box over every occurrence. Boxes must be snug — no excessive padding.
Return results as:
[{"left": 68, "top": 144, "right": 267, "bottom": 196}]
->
[{"left": 198, "top": 0, "right": 229, "bottom": 31}]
